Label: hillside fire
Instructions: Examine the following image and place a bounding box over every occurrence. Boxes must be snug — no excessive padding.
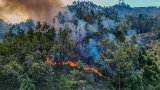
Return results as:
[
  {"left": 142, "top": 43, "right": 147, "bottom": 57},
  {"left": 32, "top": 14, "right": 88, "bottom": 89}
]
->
[{"left": 46, "top": 55, "right": 114, "bottom": 82}]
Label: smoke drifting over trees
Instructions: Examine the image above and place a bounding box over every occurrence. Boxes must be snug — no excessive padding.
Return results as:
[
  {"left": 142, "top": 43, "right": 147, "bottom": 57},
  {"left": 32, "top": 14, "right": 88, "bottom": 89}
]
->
[{"left": 0, "top": 0, "right": 64, "bottom": 23}]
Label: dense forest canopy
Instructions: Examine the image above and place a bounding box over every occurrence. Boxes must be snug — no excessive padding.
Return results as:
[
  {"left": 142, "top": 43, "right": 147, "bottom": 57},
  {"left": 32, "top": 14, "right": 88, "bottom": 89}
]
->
[{"left": 0, "top": 1, "right": 160, "bottom": 90}]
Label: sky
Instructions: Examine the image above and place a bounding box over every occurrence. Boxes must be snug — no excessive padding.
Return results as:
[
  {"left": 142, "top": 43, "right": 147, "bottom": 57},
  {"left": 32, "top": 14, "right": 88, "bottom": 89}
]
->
[{"left": 65, "top": 0, "right": 160, "bottom": 7}]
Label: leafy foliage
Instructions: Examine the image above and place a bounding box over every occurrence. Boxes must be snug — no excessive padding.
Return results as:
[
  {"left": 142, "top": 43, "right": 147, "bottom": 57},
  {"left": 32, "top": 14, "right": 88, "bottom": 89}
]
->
[{"left": 0, "top": 1, "right": 160, "bottom": 89}]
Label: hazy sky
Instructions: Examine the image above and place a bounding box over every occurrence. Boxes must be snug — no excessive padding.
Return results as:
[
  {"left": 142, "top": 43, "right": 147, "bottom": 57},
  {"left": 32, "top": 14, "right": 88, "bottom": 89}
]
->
[
  {"left": 1, "top": 0, "right": 160, "bottom": 24},
  {"left": 65, "top": 0, "right": 160, "bottom": 7}
]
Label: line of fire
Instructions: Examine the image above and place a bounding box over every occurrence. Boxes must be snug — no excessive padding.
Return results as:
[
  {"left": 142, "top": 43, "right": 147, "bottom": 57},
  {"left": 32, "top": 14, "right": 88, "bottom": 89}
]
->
[{"left": 45, "top": 52, "right": 115, "bottom": 83}]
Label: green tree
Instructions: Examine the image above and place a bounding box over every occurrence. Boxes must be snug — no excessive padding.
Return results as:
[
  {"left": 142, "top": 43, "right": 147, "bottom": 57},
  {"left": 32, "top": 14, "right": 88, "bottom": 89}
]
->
[{"left": 18, "top": 74, "right": 35, "bottom": 90}]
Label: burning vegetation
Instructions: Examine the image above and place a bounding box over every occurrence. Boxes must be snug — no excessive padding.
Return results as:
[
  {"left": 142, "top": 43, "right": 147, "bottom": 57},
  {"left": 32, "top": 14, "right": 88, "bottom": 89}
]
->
[
  {"left": 46, "top": 55, "right": 114, "bottom": 82},
  {"left": 0, "top": 1, "right": 160, "bottom": 90}
]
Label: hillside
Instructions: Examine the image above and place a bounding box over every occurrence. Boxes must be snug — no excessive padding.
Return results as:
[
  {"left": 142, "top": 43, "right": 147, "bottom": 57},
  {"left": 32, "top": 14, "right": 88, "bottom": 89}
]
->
[
  {"left": 0, "top": 19, "right": 34, "bottom": 38},
  {"left": 0, "top": 1, "right": 160, "bottom": 90},
  {"left": 53, "top": 1, "right": 160, "bottom": 44}
]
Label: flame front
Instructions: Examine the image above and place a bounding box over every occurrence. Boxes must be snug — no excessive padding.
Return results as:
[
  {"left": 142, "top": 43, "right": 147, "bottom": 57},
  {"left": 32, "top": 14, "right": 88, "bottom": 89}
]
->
[{"left": 46, "top": 55, "right": 114, "bottom": 82}]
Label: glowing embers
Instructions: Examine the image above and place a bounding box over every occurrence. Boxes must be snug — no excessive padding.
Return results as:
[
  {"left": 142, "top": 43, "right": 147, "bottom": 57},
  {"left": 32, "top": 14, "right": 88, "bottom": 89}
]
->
[
  {"left": 83, "top": 67, "right": 112, "bottom": 81},
  {"left": 62, "top": 61, "right": 81, "bottom": 68},
  {"left": 46, "top": 55, "right": 57, "bottom": 65},
  {"left": 46, "top": 55, "right": 114, "bottom": 82}
]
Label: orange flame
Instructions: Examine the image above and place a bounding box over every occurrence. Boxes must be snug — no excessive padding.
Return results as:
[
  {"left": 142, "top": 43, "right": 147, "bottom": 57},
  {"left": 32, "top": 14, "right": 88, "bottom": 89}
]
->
[{"left": 46, "top": 55, "right": 114, "bottom": 82}]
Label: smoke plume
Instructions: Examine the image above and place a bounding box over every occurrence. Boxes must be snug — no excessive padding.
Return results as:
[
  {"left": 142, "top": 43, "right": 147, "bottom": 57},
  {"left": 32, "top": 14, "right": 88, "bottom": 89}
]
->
[{"left": 0, "top": 0, "right": 64, "bottom": 23}]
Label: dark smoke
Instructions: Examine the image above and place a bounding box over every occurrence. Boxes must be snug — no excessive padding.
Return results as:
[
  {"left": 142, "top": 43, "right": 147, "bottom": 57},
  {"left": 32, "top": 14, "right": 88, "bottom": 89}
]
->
[{"left": 0, "top": 0, "right": 64, "bottom": 23}]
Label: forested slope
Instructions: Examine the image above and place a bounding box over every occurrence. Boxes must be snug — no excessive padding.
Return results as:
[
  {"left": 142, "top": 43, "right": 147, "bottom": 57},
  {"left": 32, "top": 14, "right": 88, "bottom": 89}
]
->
[{"left": 0, "top": 1, "right": 160, "bottom": 90}]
